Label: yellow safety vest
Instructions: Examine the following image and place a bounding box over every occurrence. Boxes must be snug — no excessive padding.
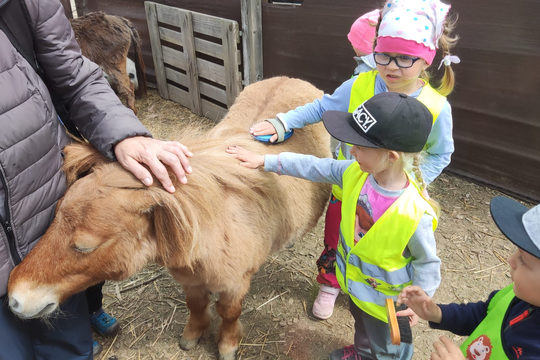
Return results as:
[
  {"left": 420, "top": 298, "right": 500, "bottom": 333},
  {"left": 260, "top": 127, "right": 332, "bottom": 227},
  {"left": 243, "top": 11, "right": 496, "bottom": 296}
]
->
[
  {"left": 332, "top": 70, "right": 447, "bottom": 200},
  {"left": 335, "top": 162, "right": 438, "bottom": 322}
]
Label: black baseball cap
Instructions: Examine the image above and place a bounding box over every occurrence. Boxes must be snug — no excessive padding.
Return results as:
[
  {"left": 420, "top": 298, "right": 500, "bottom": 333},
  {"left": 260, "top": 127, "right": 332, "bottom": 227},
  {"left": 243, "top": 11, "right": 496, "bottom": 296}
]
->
[
  {"left": 322, "top": 92, "right": 433, "bottom": 152},
  {"left": 491, "top": 196, "right": 540, "bottom": 259}
]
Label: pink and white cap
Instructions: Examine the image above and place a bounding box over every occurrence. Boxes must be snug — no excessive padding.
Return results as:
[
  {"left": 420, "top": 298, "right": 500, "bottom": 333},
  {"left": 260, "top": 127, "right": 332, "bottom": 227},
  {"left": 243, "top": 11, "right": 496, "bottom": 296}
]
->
[{"left": 375, "top": 0, "right": 451, "bottom": 65}]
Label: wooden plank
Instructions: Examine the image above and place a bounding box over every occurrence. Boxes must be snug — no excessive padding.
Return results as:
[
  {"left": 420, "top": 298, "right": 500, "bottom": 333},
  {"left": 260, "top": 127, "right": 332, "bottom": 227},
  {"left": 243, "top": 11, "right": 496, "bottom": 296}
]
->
[
  {"left": 162, "top": 46, "right": 187, "bottom": 69},
  {"left": 159, "top": 27, "right": 183, "bottom": 46},
  {"left": 167, "top": 84, "right": 191, "bottom": 109},
  {"left": 145, "top": 2, "right": 169, "bottom": 99},
  {"left": 201, "top": 99, "right": 227, "bottom": 122},
  {"left": 155, "top": 4, "right": 224, "bottom": 38},
  {"left": 161, "top": 28, "right": 225, "bottom": 59},
  {"left": 165, "top": 67, "right": 189, "bottom": 88},
  {"left": 196, "top": 57, "right": 226, "bottom": 86},
  {"left": 167, "top": 64, "right": 227, "bottom": 104},
  {"left": 191, "top": 11, "right": 225, "bottom": 38},
  {"left": 179, "top": 11, "right": 202, "bottom": 116},
  {"left": 200, "top": 82, "right": 227, "bottom": 105},
  {"left": 241, "top": 0, "right": 263, "bottom": 85},
  {"left": 221, "top": 19, "right": 241, "bottom": 107}
]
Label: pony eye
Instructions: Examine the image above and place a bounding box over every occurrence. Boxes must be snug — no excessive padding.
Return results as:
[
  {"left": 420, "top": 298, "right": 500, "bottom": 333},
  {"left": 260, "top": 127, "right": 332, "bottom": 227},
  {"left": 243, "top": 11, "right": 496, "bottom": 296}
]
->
[{"left": 71, "top": 244, "right": 96, "bottom": 253}]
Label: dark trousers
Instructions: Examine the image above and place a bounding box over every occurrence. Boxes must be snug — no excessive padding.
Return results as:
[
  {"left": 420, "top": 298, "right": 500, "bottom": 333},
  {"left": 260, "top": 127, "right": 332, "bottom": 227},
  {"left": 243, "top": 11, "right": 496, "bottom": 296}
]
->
[
  {"left": 85, "top": 281, "right": 105, "bottom": 315},
  {"left": 349, "top": 298, "right": 413, "bottom": 360},
  {"left": 0, "top": 292, "right": 93, "bottom": 360}
]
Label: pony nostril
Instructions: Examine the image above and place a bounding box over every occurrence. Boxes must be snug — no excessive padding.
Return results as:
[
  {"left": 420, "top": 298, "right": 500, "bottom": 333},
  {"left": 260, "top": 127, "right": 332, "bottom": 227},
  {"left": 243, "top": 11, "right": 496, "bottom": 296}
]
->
[
  {"left": 38, "top": 302, "right": 56, "bottom": 317},
  {"left": 9, "top": 297, "right": 20, "bottom": 312}
]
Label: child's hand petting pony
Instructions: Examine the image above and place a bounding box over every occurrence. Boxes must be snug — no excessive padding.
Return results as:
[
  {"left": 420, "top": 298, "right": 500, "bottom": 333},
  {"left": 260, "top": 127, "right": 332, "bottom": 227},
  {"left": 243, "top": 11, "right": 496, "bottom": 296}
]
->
[
  {"left": 226, "top": 146, "right": 265, "bottom": 169},
  {"left": 397, "top": 285, "right": 443, "bottom": 324},
  {"left": 430, "top": 336, "right": 466, "bottom": 360}
]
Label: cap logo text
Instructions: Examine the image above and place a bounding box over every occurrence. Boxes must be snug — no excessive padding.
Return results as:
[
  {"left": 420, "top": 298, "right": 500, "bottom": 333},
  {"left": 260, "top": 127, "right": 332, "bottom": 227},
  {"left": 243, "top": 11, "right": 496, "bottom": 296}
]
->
[{"left": 353, "top": 105, "right": 377, "bottom": 133}]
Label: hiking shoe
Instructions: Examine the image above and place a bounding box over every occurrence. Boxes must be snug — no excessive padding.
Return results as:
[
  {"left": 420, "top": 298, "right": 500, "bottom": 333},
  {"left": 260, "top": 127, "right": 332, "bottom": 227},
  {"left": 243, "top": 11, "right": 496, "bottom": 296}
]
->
[
  {"left": 329, "top": 345, "right": 363, "bottom": 360},
  {"left": 92, "top": 339, "right": 103, "bottom": 357},
  {"left": 90, "top": 308, "right": 120, "bottom": 337},
  {"left": 312, "top": 284, "right": 340, "bottom": 319}
]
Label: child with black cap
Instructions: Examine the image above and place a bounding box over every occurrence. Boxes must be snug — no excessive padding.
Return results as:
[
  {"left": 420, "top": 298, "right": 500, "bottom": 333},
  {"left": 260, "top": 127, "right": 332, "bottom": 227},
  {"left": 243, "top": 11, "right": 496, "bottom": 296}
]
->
[
  {"left": 227, "top": 92, "right": 441, "bottom": 360},
  {"left": 396, "top": 196, "right": 540, "bottom": 360}
]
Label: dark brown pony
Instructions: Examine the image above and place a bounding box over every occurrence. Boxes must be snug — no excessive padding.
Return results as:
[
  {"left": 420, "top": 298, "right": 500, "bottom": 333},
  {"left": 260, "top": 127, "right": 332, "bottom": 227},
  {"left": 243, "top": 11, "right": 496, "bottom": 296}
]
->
[
  {"left": 8, "top": 77, "right": 330, "bottom": 360},
  {"left": 71, "top": 12, "right": 147, "bottom": 114}
]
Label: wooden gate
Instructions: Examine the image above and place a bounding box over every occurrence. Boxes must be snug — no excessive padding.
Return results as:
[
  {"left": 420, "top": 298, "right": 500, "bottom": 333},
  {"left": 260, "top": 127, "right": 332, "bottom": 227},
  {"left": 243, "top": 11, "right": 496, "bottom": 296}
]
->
[{"left": 145, "top": 2, "right": 242, "bottom": 121}]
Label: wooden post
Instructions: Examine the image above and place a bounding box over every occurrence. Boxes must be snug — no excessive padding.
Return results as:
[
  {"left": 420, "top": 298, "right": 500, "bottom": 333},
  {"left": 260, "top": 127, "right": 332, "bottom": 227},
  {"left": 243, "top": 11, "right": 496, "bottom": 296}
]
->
[
  {"left": 222, "top": 20, "right": 241, "bottom": 107},
  {"left": 179, "top": 11, "right": 203, "bottom": 116},
  {"left": 145, "top": 2, "right": 170, "bottom": 100},
  {"left": 240, "top": 0, "right": 263, "bottom": 85}
]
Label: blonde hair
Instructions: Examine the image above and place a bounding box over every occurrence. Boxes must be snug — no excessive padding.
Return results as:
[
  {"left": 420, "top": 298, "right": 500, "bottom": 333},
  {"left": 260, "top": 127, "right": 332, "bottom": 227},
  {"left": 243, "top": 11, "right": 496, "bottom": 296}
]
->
[
  {"left": 425, "top": 13, "right": 459, "bottom": 97},
  {"left": 373, "top": 8, "right": 460, "bottom": 97},
  {"left": 400, "top": 151, "right": 441, "bottom": 217}
]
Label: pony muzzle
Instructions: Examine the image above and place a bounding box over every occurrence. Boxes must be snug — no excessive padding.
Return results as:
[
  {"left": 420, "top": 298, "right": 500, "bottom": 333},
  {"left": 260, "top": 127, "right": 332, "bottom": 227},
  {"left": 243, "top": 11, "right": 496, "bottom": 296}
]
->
[{"left": 8, "top": 282, "right": 60, "bottom": 319}]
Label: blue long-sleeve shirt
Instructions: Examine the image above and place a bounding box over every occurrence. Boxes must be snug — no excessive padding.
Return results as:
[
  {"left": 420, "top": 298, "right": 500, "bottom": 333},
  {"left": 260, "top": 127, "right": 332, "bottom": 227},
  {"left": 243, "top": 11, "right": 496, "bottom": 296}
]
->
[
  {"left": 264, "top": 152, "right": 441, "bottom": 296},
  {"left": 430, "top": 291, "right": 540, "bottom": 359},
  {"left": 276, "top": 75, "right": 454, "bottom": 185}
]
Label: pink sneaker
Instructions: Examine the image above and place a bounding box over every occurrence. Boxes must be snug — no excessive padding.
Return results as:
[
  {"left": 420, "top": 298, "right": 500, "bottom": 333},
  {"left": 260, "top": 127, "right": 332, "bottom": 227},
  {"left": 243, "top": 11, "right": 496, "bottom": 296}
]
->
[
  {"left": 329, "top": 345, "right": 364, "bottom": 360},
  {"left": 312, "top": 284, "right": 340, "bottom": 319}
]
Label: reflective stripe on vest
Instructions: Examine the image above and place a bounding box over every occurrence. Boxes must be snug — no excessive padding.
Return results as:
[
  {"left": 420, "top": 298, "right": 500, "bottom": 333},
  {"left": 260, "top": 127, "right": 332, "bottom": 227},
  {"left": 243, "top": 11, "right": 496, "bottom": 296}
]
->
[
  {"left": 459, "top": 284, "right": 514, "bottom": 359},
  {"left": 335, "top": 162, "right": 437, "bottom": 322},
  {"left": 331, "top": 71, "right": 446, "bottom": 200}
]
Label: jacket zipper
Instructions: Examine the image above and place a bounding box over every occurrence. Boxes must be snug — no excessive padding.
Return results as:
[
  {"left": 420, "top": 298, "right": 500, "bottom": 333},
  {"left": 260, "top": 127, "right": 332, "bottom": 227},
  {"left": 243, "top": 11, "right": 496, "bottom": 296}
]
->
[
  {"left": 0, "top": 165, "right": 21, "bottom": 264},
  {"left": 501, "top": 306, "right": 536, "bottom": 360}
]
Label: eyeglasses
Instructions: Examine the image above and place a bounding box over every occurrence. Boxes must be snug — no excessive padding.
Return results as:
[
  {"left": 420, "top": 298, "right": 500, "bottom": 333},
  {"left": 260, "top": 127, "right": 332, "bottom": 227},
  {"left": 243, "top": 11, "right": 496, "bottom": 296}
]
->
[{"left": 374, "top": 53, "right": 422, "bottom": 69}]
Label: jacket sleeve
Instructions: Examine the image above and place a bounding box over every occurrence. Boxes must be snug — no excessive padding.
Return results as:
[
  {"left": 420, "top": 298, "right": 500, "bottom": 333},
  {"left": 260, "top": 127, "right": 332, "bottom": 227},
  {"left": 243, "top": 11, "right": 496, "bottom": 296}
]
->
[
  {"left": 420, "top": 101, "right": 454, "bottom": 185},
  {"left": 279, "top": 78, "right": 355, "bottom": 130},
  {"left": 408, "top": 213, "right": 441, "bottom": 297},
  {"left": 264, "top": 153, "right": 352, "bottom": 187},
  {"left": 25, "top": 0, "right": 151, "bottom": 158},
  {"left": 429, "top": 290, "right": 498, "bottom": 336}
]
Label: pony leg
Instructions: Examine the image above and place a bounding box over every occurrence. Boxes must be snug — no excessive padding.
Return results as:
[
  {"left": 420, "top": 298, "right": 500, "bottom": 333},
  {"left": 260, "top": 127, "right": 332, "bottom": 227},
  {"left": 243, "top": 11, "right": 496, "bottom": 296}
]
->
[
  {"left": 108, "top": 66, "right": 137, "bottom": 115},
  {"left": 179, "top": 284, "right": 211, "bottom": 351},
  {"left": 215, "top": 275, "right": 252, "bottom": 360}
]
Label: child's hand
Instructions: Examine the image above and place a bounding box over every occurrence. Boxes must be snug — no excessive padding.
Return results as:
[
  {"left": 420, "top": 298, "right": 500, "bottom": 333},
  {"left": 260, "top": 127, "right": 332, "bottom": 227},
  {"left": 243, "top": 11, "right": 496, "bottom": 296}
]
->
[
  {"left": 395, "top": 307, "right": 419, "bottom": 327},
  {"left": 397, "top": 285, "right": 442, "bottom": 323},
  {"left": 250, "top": 121, "right": 278, "bottom": 143},
  {"left": 430, "top": 336, "right": 466, "bottom": 360},
  {"left": 226, "top": 146, "right": 265, "bottom": 169}
]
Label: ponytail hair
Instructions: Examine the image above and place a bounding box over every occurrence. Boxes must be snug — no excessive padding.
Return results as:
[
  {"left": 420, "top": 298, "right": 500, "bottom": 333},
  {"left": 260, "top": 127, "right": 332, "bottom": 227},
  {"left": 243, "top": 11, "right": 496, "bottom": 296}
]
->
[
  {"left": 434, "top": 13, "right": 459, "bottom": 97},
  {"left": 401, "top": 152, "right": 441, "bottom": 217}
]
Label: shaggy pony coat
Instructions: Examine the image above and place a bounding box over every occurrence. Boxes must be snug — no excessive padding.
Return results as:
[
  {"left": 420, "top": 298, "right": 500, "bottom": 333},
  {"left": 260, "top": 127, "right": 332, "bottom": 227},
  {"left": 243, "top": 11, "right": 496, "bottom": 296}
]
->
[{"left": 8, "top": 76, "right": 331, "bottom": 359}]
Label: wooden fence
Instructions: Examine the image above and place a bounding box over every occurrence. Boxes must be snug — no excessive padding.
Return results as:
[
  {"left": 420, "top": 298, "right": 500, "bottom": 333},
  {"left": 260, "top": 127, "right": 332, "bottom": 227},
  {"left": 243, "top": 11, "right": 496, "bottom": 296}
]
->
[{"left": 144, "top": 2, "right": 242, "bottom": 121}]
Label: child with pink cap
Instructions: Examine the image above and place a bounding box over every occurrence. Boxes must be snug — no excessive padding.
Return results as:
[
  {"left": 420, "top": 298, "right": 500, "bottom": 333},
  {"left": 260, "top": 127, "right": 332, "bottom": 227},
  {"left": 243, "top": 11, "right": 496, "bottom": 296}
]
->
[
  {"left": 348, "top": 9, "right": 379, "bottom": 76},
  {"left": 250, "top": 1, "right": 459, "bottom": 357}
]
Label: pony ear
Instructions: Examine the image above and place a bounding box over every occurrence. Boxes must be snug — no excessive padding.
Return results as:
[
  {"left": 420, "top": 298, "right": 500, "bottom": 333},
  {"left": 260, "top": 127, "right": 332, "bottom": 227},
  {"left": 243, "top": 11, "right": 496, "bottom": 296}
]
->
[{"left": 63, "top": 142, "right": 112, "bottom": 186}]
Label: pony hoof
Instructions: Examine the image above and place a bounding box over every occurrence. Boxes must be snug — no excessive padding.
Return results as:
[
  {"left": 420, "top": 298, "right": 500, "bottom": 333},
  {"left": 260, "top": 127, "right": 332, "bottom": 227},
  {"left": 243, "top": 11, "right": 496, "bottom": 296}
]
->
[
  {"left": 219, "top": 350, "right": 238, "bottom": 360},
  {"left": 179, "top": 336, "right": 201, "bottom": 350}
]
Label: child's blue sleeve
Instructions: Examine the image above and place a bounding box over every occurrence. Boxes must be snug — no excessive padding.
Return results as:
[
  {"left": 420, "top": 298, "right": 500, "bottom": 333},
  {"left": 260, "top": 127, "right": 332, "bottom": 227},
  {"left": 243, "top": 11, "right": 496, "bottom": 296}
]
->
[
  {"left": 408, "top": 214, "right": 441, "bottom": 297},
  {"left": 421, "top": 101, "right": 454, "bottom": 185},
  {"left": 429, "top": 291, "right": 498, "bottom": 336},
  {"left": 279, "top": 79, "right": 355, "bottom": 130},
  {"left": 264, "top": 152, "right": 353, "bottom": 187}
]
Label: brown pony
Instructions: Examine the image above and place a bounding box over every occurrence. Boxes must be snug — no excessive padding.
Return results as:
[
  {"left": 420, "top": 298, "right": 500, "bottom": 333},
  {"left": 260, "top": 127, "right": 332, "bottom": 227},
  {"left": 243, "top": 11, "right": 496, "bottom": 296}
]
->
[
  {"left": 71, "top": 12, "right": 147, "bottom": 114},
  {"left": 7, "top": 77, "right": 330, "bottom": 360}
]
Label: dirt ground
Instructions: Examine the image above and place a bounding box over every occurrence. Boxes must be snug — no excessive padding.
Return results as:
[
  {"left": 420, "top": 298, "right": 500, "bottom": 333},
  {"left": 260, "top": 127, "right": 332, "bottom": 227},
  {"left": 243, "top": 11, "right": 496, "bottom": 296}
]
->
[{"left": 96, "top": 89, "right": 525, "bottom": 360}]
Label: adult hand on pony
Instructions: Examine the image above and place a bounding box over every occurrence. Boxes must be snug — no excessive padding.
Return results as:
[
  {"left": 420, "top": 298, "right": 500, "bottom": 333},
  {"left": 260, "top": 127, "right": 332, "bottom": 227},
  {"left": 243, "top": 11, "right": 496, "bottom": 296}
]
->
[
  {"left": 114, "top": 136, "right": 193, "bottom": 193},
  {"left": 250, "top": 121, "right": 278, "bottom": 143},
  {"left": 430, "top": 336, "right": 466, "bottom": 360},
  {"left": 226, "top": 145, "right": 265, "bottom": 169}
]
